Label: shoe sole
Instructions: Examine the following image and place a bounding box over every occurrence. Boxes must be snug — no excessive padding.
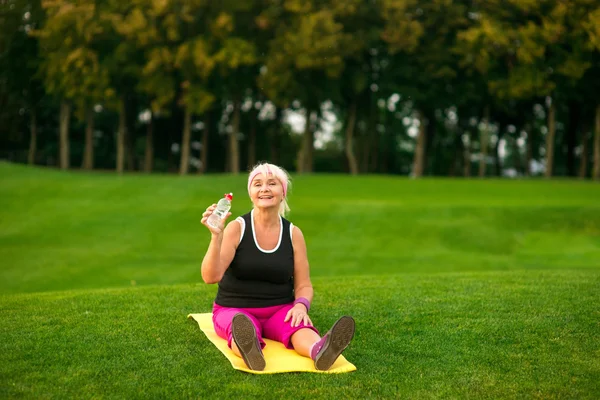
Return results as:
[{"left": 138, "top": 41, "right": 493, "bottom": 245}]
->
[
  {"left": 315, "top": 316, "right": 355, "bottom": 371},
  {"left": 232, "top": 314, "right": 266, "bottom": 371}
]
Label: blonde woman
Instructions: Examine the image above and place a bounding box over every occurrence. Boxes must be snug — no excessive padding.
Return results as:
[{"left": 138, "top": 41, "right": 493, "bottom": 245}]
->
[{"left": 200, "top": 162, "right": 355, "bottom": 371}]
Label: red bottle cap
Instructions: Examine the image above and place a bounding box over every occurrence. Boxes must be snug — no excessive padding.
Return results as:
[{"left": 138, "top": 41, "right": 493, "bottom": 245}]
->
[{"left": 225, "top": 193, "right": 233, "bottom": 200}]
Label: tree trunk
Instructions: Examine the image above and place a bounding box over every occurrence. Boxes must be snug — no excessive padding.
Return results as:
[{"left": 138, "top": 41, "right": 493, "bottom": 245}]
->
[
  {"left": 358, "top": 130, "right": 367, "bottom": 173},
  {"left": 345, "top": 100, "right": 359, "bottom": 175},
  {"left": 381, "top": 110, "right": 391, "bottom": 174},
  {"left": 545, "top": 101, "right": 556, "bottom": 178},
  {"left": 59, "top": 101, "right": 70, "bottom": 170},
  {"left": 578, "top": 130, "right": 589, "bottom": 179},
  {"left": 366, "top": 94, "right": 377, "bottom": 173},
  {"left": 82, "top": 107, "right": 94, "bottom": 170},
  {"left": 566, "top": 101, "right": 580, "bottom": 177},
  {"left": 449, "top": 132, "right": 462, "bottom": 177},
  {"left": 478, "top": 106, "right": 490, "bottom": 178},
  {"left": 126, "top": 132, "right": 135, "bottom": 171},
  {"left": 297, "top": 147, "right": 305, "bottom": 174},
  {"left": 513, "top": 136, "right": 523, "bottom": 175},
  {"left": 381, "top": 132, "right": 390, "bottom": 174},
  {"left": 229, "top": 99, "right": 241, "bottom": 174},
  {"left": 144, "top": 115, "right": 154, "bottom": 173},
  {"left": 269, "top": 107, "right": 282, "bottom": 165},
  {"left": 360, "top": 123, "right": 370, "bottom": 172},
  {"left": 28, "top": 110, "right": 37, "bottom": 165},
  {"left": 369, "top": 131, "right": 379, "bottom": 173},
  {"left": 493, "top": 136, "right": 502, "bottom": 177},
  {"left": 413, "top": 109, "right": 427, "bottom": 178},
  {"left": 526, "top": 128, "right": 534, "bottom": 176},
  {"left": 198, "top": 112, "right": 209, "bottom": 174},
  {"left": 116, "top": 97, "right": 126, "bottom": 174},
  {"left": 297, "top": 108, "right": 314, "bottom": 174},
  {"left": 167, "top": 113, "right": 174, "bottom": 172},
  {"left": 303, "top": 111, "right": 315, "bottom": 173},
  {"left": 126, "top": 96, "right": 137, "bottom": 171},
  {"left": 494, "top": 122, "right": 506, "bottom": 176},
  {"left": 248, "top": 112, "right": 257, "bottom": 170},
  {"left": 463, "top": 131, "right": 471, "bottom": 177},
  {"left": 593, "top": 104, "right": 600, "bottom": 181},
  {"left": 179, "top": 105, "right": 192, "bottom": 175},
  {"left": 424, "top": 109, "right": 437, "bottom": 175}
]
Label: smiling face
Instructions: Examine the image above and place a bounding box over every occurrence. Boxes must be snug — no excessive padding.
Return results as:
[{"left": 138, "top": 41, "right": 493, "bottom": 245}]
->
[
  {"left": 249, "top": 173, "right": 284, "bottom": 209},
  {"left": 247, "top": 163, "right": 291, "bottom": 217}
]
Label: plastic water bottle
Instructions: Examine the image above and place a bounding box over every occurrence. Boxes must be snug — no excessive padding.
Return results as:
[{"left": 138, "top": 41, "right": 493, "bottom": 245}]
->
[{"left": 207, "top": 193, "right": 233, "bottom": 229}]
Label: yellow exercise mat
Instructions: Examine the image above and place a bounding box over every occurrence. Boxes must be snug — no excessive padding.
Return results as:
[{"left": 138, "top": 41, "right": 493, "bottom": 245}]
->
[{"left": 188, "top": 313, "right": 357, "bottom": 374}]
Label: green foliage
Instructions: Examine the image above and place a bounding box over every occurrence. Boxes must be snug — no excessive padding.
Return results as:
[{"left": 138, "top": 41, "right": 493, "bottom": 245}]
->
[
  {"left": 458, "top": 0, "right": 598, "bottom": 101},
  {"left": 181, "top": 83, "right": 215, "bottom": 115},
  {"left": 259, "top": 1, "right": 360, "bottom": 108},
  {"left": 33, "top": 0, "right": 112, "bottom": 118},
  {"left": 584, "top": 7, "right": 600, "bottom": 50},
  {"left": 0, "top": 0, "right": 45, "bottom": 142},
  {"left": 380, "top": 0, "right": 471, "bottom": 108},
  {"left": 2, "top": 0, "right": 600, "bottom": 176},
  {"left": 140, "top": 46, "right": 176, "bottom": 113},
  {"left": 213, "top": 38, "right": 257, "bottom": 71},
  {"left": 380, "top": 0, "right": 423, "bottom": 53}
]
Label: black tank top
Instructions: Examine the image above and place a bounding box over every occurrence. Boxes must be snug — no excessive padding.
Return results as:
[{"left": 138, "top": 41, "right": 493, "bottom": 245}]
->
[{"left": 214, "top": 210, "right": 295, "bottom": 308}]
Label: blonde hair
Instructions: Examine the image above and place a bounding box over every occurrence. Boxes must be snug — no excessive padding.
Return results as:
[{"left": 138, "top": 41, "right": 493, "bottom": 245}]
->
[{"left": 247, "top": 162, "right": 292, "bottom": 217}]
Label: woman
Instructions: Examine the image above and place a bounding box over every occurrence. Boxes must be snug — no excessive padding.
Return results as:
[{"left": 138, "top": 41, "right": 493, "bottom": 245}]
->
[{"left": 200, "top": 162, "right": 355, "bottom": 371}]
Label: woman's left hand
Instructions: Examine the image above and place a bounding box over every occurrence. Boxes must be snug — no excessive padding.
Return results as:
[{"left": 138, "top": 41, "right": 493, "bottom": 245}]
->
[{"left": 284, "top": 304, "right": 312, "bottom": 328}]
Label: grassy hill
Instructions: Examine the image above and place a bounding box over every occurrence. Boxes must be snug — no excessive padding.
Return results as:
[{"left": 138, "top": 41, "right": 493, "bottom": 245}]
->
[
  {"left": 1, "top": 162, "right": 599, "bottom": 398},
  {"left": 1, "top": 161, "right": 599, "bottom": 294}
]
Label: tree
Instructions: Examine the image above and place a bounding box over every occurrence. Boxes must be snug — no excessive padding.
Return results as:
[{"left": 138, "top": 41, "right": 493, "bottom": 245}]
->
[
  {"left": 211, "top": 2, "right": 264, "bottom": 174},
  {"left": 259, "top": 0, "right": 358, "bottom": 173},
  {"left": 0, "top": 0, "right": 45, "bottom": 165},
  {"left": 34, "top": 0, "right": 114, "bottom": 170},
  {"left": 113, "top": 2, "right": 179, "bottom": 173},
  {"left": 594, "top": 104, "right": 600, "bottom": 180},
  {"left": 581, "top": 5, "right": 600, "bottom": 180},
  {"left": 175, "top": 35, "right": 216, "bottom": 175},
  {"left": 458, "top": 0, "right": 598, "bottom": 178},
  {"left": 102, "top": 0, "right": 155, "bottom": 173},
  {"left": 381, "top": 0, "right": 471, "bottom": 177},
  {"left": 334, "top": 0, "right": 381, "bottom": 175}
]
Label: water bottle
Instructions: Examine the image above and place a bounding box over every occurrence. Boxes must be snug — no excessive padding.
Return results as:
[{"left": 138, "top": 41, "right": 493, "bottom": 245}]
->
[{"left": 207, "top": 193, "right": 233, "bottom": 229}]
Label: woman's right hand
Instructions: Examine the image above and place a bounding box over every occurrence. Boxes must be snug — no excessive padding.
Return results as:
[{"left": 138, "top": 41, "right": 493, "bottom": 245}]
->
[{"left": 201, "top": 204, "right": 231, "bottom": 236}]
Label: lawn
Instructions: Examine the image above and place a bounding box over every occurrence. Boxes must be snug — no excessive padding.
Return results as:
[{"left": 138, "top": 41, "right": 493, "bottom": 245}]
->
[{"left": 1, "top": 161, "right": 599, "bottom": 398}]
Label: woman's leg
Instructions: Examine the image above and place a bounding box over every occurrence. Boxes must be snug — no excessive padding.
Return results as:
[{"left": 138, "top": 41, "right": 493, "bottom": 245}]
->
[
  {"left": 311, "top": 316, "right": 356, "bottom": 370},
  {"left": 212, "top": 305, "right": 267, "bottom": 370},
  {"left": 230, "top": 313, "right": 266, "bottom": 371},
  {"left": 262, "top": 303, "right": 320, "bottom": 354},
  {"left": 212, "top": 304, "right": 266, "bottom": 354},
  {"left": 290, "top": 328, "right": 321, "bottom": 357}
]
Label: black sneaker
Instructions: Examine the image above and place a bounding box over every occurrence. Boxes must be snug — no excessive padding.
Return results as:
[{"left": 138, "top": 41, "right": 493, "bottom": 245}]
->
[
  {"left": 231, "top": 313, "right": 266, "bottom": 371},
  {"left": 314, "top": 316, "right": 355, "bottom": 371}
]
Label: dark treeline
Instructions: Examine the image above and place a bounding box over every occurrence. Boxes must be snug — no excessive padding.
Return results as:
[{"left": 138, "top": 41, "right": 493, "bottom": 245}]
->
[{"left": 1, "top": 0, "right": 599, "bottom": 178}]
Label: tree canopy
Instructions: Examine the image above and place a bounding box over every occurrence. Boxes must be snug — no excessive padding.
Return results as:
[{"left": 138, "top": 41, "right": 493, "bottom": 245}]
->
[{"left": 1, "top": 0, "right": 599, "bottom": 179}]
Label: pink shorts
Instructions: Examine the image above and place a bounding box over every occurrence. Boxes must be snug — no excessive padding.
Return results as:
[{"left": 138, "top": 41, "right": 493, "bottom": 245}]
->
[{"left": 212, "top": 302, "right": 320, "bottom": 350}]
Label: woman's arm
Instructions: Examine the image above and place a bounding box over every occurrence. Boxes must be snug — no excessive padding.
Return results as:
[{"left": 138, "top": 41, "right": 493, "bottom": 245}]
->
[
  {"left": 284, "top": 225, "right": 315, "bottom": 327},
  {"left": 291, "top": 225, "right": 314, "bottom": 306},
  {"left": 201, "top": 220, "right": 240, "bottom": 284}
]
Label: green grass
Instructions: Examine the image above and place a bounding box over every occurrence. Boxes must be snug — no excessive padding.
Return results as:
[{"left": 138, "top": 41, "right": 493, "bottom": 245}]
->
[
  {"left": 1, "top": 162, "right": 599, "bottom": 294},
  {"left": 1, "top": 161, "right": 599, "bottom": 398}
]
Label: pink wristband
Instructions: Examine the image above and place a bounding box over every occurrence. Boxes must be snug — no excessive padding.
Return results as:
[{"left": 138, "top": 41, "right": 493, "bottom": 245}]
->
[{"left": 293, "top": 297, "right": 310, "bottom": 312}]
